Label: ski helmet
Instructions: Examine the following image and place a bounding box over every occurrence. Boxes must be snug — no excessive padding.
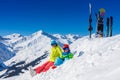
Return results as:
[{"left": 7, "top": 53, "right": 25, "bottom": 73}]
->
[
  {"left": 51, "top": 40, "right": 57, "bottom": 45},
  {"left": 62, "top": 44, "right": 69, "bottom": 49}
]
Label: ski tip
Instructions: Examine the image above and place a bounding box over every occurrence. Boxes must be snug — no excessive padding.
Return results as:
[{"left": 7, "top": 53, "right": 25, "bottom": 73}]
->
[{"left": 89, "top": 3, "right": 91, "bottom": 8}]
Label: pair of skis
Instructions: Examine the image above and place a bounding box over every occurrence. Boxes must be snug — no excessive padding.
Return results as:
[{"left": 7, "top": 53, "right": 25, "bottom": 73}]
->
[{"left": 88, "top": 3, "right": 113, "bottom": 38}]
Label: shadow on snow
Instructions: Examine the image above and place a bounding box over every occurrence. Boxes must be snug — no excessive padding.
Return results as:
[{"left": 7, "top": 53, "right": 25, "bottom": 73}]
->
[{"left": 0, "top": 51, "right": 49, "bottom": 78}]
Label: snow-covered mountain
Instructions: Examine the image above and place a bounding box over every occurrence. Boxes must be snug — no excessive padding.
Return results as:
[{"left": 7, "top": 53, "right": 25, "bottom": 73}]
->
[
  {"left": 0, "top": 30, "right": 81, "bottom": 64},
  {"left": 0, "top": 42, "right": 15, "bottom": 62},
  {"left": 0, "top": 30, "right": 120, "bottom": 80},
  {"left": 2, "top": 30, "right": 80, "bottom": 53},
  {"left": 53, "top": 34, "right": 81, "bottom": 44},
  {"left": 0, "top": 36, "right": 15, "bottom": 62}
]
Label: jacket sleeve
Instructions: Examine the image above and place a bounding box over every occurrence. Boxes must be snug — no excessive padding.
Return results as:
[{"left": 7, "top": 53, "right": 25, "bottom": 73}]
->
[
  {"left": 57, "top": 46, "right": 63, "bottom": 58},
  {"left": 60, "top": 52, "right": 74, "bottom": 59},
  {"left": 68, "top": 53, "right": 74, "bottom": 59}
]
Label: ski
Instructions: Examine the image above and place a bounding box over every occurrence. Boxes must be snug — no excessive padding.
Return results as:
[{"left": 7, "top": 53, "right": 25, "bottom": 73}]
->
[
  {"left": 110, "top": 16, "right": 113, "bottom": 37},
  {"left": 88, "top": 3, "right": 93, "bottom": 38},
  {"left": 106, "top": 17, "right": 110, "bottom": 37}
]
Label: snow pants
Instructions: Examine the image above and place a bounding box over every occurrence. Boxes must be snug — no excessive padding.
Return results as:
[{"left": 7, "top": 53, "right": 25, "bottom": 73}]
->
[{"left": 35, "top": 61, "right": 56, "bottom": 74}]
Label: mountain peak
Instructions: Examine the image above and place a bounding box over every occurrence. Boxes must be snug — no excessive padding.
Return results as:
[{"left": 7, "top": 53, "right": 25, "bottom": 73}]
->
[
  {"left": 31, "top": 30, "right": 58, "bottom": 40},
  {"left": 31, "top": 30, "right": 47, "bottom": 37},
  {"left": 32, "top": 30, "right": 44, "bottom": 36}
]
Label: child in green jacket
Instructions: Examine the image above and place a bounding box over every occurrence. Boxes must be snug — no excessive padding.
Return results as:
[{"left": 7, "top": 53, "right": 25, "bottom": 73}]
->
[{"left": 54, "top": 44, "right": 73, "bottom": 66}]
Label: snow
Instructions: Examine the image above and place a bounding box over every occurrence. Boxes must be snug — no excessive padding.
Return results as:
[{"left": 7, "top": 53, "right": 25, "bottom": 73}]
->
[
  {"left": 0, "top": 42, "right": 15, "bottom": 62},
  {"left": 0, "top": 30, "right": 120, "bottom": 80},
  {"left": 32, "top": 35, "right": 120, "bottom": 80}
]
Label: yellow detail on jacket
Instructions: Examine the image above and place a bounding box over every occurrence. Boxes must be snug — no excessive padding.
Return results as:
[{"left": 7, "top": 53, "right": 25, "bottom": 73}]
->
[{"left": 49, "top": 45, "right": 62, "bottom": 62}]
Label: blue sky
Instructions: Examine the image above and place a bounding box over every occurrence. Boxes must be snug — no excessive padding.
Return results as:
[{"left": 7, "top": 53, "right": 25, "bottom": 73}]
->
[{"left": 0, "top": 0, "right": 120, "bottom": 36}]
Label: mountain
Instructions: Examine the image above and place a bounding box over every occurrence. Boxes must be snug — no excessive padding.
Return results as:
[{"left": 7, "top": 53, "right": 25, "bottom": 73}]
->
[
  {"left": 0, "top": 30, "right": 81, "bottom": 79},
  {"left": 0, "top": 30, "right": 120, "bottom": 80},
  {"left": 5, "top": 30, "right": 81, "bottom": 63},
  {"left": 0, "top": 42, "right": 15, "bottom": 62},
  {"left": 53, "top": 34, "right": 81, "bottom": 44},
  {"left": 0, "top": 30, "right": 81, "bottom": 66},
  {"left": 2, "top": 30, "right": 80, "bottom": 53},
  {"left": 0, "top": 36, "right": 15, "bottom": 62}
]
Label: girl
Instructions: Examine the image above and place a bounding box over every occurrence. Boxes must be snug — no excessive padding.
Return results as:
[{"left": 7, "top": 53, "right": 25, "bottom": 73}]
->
[{"left": 30, "top": 40, "right": 62, "bottom": 77}]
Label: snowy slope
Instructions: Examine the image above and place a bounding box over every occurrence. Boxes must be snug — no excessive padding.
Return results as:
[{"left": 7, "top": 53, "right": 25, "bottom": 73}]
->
[
  {"left": 32, "top": 34, "right": 120, "bottom": 80},
  {"left": 0, "top": 35, "right": 15, "bottom": 62},
  {"left": 0, "top": 42, "right": 15, "bottom": 62},
  {"left": 0, "top": 31, "right": 120, "bottom": 80}
]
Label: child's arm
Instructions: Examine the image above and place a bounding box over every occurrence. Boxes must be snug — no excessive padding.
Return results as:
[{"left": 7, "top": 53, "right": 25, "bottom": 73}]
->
[
  {"left": 61, "top": 52, "right": 73, "bottom": 59},
  {"left": 68, "top": 53, "right": 73, "bottom": 59}
]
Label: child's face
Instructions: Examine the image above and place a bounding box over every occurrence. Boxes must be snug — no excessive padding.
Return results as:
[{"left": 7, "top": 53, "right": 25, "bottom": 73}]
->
[
  {"left": 64, "top": 49, "right": 69, "bottom": 52},
  {"left": 51, "top": 44, "right": 57, "bottom": 47},
  {"left": 64, "top": 48, "right": 69, "bottom": 52}
]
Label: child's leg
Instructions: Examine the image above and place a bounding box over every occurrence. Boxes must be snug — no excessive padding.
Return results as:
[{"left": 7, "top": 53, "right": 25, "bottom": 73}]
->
[
  {"left": 35, "top": 61, "right": 50, "bottom": 74},
  {"left": 51, "top": 65, "right": 57, "bottom": 69},
  {"left": 42, "top": 61, "right": 54, "bottom": 72}
]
